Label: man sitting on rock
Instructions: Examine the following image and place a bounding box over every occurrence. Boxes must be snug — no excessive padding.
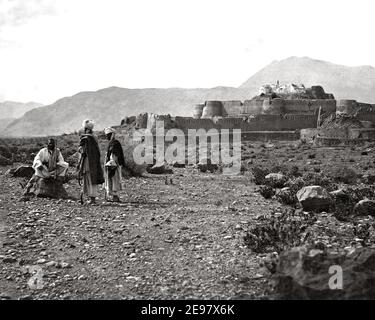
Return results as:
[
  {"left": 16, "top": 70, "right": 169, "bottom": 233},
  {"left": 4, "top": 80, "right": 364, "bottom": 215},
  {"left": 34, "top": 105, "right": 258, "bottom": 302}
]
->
[{"left": 23, "top": 138, "right": 69, "bottom": 195}]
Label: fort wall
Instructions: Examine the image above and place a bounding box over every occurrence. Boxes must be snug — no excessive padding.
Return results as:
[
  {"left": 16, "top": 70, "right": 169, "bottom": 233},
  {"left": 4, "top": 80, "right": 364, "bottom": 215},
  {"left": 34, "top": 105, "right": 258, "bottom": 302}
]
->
[{"left": 174, "top": 114, "right": 317, "bottom": 133}]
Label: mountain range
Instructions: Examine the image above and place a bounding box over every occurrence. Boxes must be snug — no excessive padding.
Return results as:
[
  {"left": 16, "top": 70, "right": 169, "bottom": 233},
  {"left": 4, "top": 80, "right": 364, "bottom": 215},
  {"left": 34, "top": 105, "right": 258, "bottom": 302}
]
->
[
  {"left": 0, "top": 101, "right": 43, "bottom": 132},
  {"left": 3, "top": 56, "right": 375, "bottom": 137}
]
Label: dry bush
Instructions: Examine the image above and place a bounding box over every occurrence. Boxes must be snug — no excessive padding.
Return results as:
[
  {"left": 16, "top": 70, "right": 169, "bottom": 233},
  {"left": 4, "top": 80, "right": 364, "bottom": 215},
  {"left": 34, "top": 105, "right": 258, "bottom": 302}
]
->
[
  {"left": 251, "top": 166, "right": 270, "bottom": 185},
  {"left": 259, "top": 185, "right": 275, "bottom": 199},
  {"left": 302, "top": 172, "right": 337, "bottom": 192},
  {"left": 325, "top": 165, "right": 358, "bottom": 184},
  {"left": 244, "top": 209, "right": 315, "bottom": 253}
]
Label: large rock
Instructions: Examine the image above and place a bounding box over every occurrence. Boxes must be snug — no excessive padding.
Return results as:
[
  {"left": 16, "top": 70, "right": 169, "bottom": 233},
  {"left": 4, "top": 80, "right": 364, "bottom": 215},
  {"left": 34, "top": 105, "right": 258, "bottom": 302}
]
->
[
  {"left": 274, "top": 246, "right": 375, "bottom": 299},
  {"left": 265, "top": 173, "right": 288, "bottom": 188},
  {"left": 12, "top": 165, "right": 34, "bottom": 179},
  {"left": 297, "top": 186, "right": 331, "bottom": 212},
  {"left": 35, "top": 178, "right": 69, "bottom": 199},
  {"left": 353, "top": 200, "right": 375, "bottom": 217}
]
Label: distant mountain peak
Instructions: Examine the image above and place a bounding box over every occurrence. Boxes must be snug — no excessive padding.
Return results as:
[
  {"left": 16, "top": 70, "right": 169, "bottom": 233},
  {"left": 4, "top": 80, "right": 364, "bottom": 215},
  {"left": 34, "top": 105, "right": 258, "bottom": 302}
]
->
[{"left": 240, "top": 57, "right": 375, "bottom": 104}]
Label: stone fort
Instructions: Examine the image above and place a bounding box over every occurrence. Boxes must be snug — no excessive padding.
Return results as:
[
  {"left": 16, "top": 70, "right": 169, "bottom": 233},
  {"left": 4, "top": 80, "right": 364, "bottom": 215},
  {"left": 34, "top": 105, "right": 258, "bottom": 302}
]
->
[{"left": 123, "top": 83, "right": 375, "bottom": 142}]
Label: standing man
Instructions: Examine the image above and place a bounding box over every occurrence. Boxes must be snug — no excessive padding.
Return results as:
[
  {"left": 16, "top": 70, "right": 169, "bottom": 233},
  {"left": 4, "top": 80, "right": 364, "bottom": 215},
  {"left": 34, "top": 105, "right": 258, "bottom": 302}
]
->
[
  {"left": 104, "top": 127, "right": 125, "bottom": 202},
  {"left": 23, "top": 138, "right": 69, "bottom": 195},
  {"left": 78, "top": 119, "right": 104, "bottom": 205}
]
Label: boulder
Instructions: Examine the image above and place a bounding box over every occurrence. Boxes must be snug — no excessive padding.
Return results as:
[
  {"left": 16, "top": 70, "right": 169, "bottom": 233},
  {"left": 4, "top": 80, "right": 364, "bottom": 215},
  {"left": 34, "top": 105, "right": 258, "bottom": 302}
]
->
[
  {"left": 274, "top": 246, "right": 375, "bottom": 299},
  {"left": 0, "top": 154, "right": 13, "bottom": 166},
  {"left": 35, "top": 178, "right": 69, "bottom": 199},
  {"left": 297, "top": 186, "right": 331, "bottom": 212},
  {"left": 265, "top": 173, "right": 288, "bottom": 188},
  {"left": 353, "top": 200, "right": 375, "bottom": 217},
  {"left": 12, "top": 165, "right": 34, "bottom": 179}
]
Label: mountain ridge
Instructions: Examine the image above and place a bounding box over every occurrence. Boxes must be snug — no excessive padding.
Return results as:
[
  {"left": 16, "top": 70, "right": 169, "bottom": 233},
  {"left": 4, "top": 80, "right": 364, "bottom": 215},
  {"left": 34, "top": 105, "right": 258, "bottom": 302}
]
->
[{"left": 3, "top": 56, "right": 375, "bottom": 137}]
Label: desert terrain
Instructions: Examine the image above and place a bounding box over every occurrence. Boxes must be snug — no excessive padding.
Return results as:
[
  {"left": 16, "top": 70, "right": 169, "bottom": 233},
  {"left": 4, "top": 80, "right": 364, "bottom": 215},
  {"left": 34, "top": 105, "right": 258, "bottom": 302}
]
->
[{"left": 1, "top": 136, "right": 375, "bottom": 300}]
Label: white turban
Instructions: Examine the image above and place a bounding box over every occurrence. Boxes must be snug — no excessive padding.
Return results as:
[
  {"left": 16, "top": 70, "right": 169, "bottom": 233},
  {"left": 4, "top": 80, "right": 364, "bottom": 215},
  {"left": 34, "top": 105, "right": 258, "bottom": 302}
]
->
[
  {"left": 104, "top": 127, "right": 116, "bottom": 135},
  {"left": 82, "top": 119, "right": 95, "bottom": 130}
]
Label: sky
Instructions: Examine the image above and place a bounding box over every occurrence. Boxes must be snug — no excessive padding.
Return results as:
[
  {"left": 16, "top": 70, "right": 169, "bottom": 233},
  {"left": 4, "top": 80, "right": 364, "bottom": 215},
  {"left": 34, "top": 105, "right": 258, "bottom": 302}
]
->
[{"left": 0, "top": 0, "right": 375, "bottom": 105}]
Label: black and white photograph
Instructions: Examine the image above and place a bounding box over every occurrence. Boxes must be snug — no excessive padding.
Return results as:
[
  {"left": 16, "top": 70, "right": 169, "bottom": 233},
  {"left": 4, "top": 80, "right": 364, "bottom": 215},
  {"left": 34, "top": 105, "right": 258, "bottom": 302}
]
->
[{"left": 1, "top": 0, "right": 375, "bottom": 310}]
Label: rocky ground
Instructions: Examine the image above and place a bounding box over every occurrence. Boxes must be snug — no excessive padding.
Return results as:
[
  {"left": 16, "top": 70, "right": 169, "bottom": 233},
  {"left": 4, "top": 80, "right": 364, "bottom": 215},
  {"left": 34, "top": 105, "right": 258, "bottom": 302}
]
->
[
  {"left": 1, "top": 140, "right": 375, "bottom": 300},
  {"left": 0, "top": 165, "right": 276, "bottom": 300}
]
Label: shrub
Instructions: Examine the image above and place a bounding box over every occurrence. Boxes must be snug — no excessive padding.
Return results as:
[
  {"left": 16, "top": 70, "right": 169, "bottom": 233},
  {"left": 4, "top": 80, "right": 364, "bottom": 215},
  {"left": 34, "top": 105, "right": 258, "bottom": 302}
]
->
[
  {"left": 259, "top": 185, "right": 275, "bottom": 199},
  {"left": 325, "top": 165, "right": 358, "bottom": 184},
  {"left": 243, "top": 209, "right": 315, "bottom": 253},
  {"left": 251, "top": 166, "right": 270, "bottom": 185}
]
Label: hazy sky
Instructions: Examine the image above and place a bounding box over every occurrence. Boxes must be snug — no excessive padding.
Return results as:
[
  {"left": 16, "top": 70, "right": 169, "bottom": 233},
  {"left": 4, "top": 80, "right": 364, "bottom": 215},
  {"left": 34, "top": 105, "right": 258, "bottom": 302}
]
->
[{"left": 0, "top": 0, "right": 374, "bottom": 104}]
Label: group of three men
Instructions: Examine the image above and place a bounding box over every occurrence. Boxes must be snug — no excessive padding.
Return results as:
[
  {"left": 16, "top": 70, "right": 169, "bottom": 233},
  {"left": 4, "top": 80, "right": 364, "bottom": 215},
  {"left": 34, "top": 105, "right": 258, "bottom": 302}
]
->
[{"left": 24, "top": 119, "right": 125, "bottom": 204}]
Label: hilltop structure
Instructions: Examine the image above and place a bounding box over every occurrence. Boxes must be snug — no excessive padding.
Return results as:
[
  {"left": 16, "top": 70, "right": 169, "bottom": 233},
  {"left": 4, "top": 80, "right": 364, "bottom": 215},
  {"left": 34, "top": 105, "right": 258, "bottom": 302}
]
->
[{"left": 123, "top": 83, "right": 375, "bottom": 143}]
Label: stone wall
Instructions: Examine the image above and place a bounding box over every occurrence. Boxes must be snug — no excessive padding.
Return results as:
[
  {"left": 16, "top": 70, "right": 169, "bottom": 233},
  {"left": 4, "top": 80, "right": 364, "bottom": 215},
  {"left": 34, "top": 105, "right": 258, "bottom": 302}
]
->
[
  {"left": 174, "top": 114, "right": 317, "bottom": 133},
  {"left": 241, "top": 98, "right": 336, "bottom": 115}
]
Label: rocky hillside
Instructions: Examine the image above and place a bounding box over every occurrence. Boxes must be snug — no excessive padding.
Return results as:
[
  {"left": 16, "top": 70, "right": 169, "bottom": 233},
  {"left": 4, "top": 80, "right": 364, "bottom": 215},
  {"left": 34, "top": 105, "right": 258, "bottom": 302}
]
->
[
  {"left": 2, "top": 87, "right": 251, "bottom": 137},
  {"left": 4, "top": 56, "right": 375, "bottom": 137},
  {"left": 0, "top": 101, "right": 43, "bottom": 119},
  {"left": 241, "top": 56, "right": 375, "bottom": 103}
]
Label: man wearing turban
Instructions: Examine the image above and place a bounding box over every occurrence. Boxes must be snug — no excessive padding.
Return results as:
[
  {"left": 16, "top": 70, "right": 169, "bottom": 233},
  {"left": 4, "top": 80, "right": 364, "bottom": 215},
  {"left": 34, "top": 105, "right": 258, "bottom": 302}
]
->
[
  {"left": 23, "top": 138, "right": 69, "bottom": 195},
  {"left": 104, "top": 127, "right": 125, "bottom": 202},
  {"left": 77, "top": 120, "right": 104, "bottom": 204}
]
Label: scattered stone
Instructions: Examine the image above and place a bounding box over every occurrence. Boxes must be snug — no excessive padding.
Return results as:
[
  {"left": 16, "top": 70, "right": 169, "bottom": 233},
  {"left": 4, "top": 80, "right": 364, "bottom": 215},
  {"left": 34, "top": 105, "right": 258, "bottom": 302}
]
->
[
  {"left": 45, "top": 261, "right": 57, "bottom": 267},
  {"left": 58, "top": 262, "right": 72, "bottom": 269},
  {"left": 297, "top": 186, "right": 331, "bottom": 212},
  {"left": 36, "top": 259, "right": 47, "bottom": 264},
  {"left": 353, "top": 200, "right": 375, "bottom": 217}
]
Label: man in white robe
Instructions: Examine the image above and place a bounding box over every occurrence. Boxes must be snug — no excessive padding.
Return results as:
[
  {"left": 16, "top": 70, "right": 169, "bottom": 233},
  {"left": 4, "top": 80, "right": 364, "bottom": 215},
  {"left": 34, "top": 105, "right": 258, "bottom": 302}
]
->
[
  {"left": 23, "top": 139, "right": 69, "bottom": 195},
  {"left": 104, "top": 127, "right": 125, "bottom": 202}
]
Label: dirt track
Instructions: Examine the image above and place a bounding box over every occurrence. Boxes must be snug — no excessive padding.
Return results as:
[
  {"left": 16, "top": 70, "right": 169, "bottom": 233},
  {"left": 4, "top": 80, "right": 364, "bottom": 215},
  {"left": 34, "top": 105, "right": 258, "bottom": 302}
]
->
[{"left": 0, "top": 166, "right": 273, "bottom": 300}]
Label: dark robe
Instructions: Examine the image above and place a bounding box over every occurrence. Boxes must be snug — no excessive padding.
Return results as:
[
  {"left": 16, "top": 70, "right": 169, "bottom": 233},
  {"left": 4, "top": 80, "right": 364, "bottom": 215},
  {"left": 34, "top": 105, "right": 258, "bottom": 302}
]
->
[
  {"left": 106, "top": 139, "right": 125, "bottom": 167},
  {"left": 79, "top": 134, "right": 105, "bottom": 185}
]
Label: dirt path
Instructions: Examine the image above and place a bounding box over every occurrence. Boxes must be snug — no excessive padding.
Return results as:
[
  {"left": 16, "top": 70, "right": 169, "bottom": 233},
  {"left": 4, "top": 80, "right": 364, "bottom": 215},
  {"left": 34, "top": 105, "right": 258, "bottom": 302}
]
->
[{"left": 0, "top": 167, "right": 274, "bottom": 300}]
